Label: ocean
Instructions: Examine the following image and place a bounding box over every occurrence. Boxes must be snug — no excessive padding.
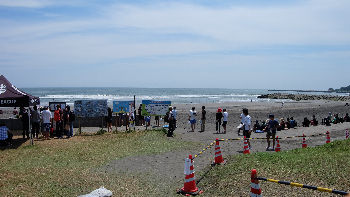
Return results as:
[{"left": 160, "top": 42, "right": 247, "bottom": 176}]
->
[{"left": 21, "top": 87, "right": 346, "bottom": 106}]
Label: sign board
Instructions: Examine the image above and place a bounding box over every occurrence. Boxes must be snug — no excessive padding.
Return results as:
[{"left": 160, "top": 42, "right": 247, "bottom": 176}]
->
[
  {"left": 49, "top": 102, "right": 66, "bottom": 112},
  {"left": 141, "top": 100, "right": 171, "bottom": 116},
  {"left": 74, "top": 100, "right": 108, "bottom": 117},
  {"left": 113, "top": 101, "right": 134, "bottom": 114}
]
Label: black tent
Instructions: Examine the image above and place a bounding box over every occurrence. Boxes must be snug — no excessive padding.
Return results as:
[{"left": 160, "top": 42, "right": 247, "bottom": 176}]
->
[{"left": 0, "top": 75, "right": 40, "bottom": 107}]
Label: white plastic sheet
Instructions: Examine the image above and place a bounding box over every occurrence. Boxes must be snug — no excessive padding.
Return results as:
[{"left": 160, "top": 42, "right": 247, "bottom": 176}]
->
[{"left": 78, "top": 187, "right": 113, "bottom": 197}]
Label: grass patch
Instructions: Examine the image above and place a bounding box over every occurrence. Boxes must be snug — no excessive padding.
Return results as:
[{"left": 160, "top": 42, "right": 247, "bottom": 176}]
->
[
  {"left": 199, "top": 139, "right": 350, "bottom": 196},
  {"left": 0, "top": 129, "right": 197, "bottom": 196}
]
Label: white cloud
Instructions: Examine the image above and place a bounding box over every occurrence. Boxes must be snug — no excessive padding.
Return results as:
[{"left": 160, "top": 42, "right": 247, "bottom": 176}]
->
[
  {"left": 0, "top": 0, "right": 350, "bottom": 88},
  {"left": 106, "top": 0, "right": 350, "bottom": 46}
]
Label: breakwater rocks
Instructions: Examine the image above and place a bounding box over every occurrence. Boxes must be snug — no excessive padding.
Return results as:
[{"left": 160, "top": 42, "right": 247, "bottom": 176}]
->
[{"left": 257, "top": 93, "right": 350, "bottom": 101}]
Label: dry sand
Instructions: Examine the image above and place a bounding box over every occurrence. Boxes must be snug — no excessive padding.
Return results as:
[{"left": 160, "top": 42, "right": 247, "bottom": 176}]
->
[{"left": 100, "top": 100, "right": 350, "bottom": 195}]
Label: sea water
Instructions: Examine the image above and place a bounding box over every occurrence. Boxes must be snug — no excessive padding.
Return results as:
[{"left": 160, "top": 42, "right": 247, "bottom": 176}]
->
[{"left": 21, "top": 87, "right": 346, "bottom": 106}]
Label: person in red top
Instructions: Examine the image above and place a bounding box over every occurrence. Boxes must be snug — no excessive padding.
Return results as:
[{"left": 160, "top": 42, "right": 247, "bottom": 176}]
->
[{"left": 54, "top": 105, "right": 63, "bottom": 138}]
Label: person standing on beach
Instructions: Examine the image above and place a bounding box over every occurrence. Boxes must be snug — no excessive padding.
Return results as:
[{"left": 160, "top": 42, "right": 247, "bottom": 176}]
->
[
  {"left": 201, "top": 106, "right": 206, "bottom": 132},
  {"left": 54, "top": 105, "right": 63, "bottom": 138},
  {"left": 222, "top": 109, "right": 228, "bottom": 134},
  {"left": 106, "top": 107, "right": 113, "bottom": 132},
  {"left": 155, "top": 116, "right": 160, "bottom": 127},
  {"left": 216, "top": 108, "right": 223, "bottom": 133},
  {"left": 265, "top": 114, "right": 279, "bottom": 151},
  {"left": 167, "top": 107, "right": 175, "bottom": 137},
  {"left": 31, "top": 106, "right": 40, "bottom": 139},
  {"left": 242, "top": 108, "right": 251, "bottom": 148},
  {"left": 172, "top": 107, "right": 177, "bottom": 128},
  {"left": 41, "top": 106, "right": 52, "bottom": 140},
  {"left": 19, "top": 107, "right": 29, "bottom": 139},
  {"left": 189, "top": 107, "right": 197, "bottom": 132},
  {"left": 138, "top": 104, "right": 144, "bottom": 126},
  {"left": 68, "top": 106, "right": 75, "bottom": 138}
]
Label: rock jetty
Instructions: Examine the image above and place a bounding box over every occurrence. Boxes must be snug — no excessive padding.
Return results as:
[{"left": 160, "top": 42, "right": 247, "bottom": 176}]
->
[{"left": 257, "top": 93, "right": 350, "bottom": 101}]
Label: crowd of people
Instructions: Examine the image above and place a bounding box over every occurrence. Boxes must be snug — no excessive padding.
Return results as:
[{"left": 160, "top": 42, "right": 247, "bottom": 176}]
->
[
  {"left": 1, "top": 103, "right": 349, "bottom": 148},
  {"left": 14, "top": 104, "right": 76, "bottom": 141}
]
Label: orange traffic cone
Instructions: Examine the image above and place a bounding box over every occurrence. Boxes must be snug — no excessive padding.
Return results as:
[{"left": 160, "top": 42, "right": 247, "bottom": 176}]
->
[
  {"left": 250, "top": 169, "right": 262, "bottom": 197},
  {"left": 243, "top": 136, "right": 250, "bottom": 154},
  {"left": 302, "top": 134, "right": 307, "bottom": 148},
  {"left": 346, "top": 129, "right": 349, "bottom": 139},
  {"left": 326, "top": 131, "right": 331, "bottom": 143},
  {"left": 213, "top": 138, "right": 226, "bottom": 165},
  {"left": 275, "top": 136, "right": 281, "bottom": 152},
  {"left": 177, "top": 155, "right": 201, "bottom": 196}
]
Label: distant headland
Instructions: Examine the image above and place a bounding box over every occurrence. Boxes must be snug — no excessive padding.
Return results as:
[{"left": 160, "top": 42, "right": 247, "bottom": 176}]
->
[{"left": 268, "top": 84, "right": 350, "bottom": 93}]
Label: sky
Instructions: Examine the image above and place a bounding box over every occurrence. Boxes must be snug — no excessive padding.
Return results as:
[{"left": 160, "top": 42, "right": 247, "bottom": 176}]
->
[{"left": 0, "top": 0, "right": 349, "bottom": 89}]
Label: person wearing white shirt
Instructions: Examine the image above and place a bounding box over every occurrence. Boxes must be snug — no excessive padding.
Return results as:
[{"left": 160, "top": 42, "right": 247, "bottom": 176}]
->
[
  {"left": 188, "top": 107, "right": 197, "bottom": 132},
  {"left": 238, "top": 113, "right": 245, "bottom": 136},
  {"left": 242, "top": 108, "right": 252, "bottom": 148},
  {"left": 172, "top": 107, "right": 177, "bottom": 128},
  {"left": 41, "top": 106, "right": 52, "bottom": 140},
  {"left": 222, "top": 109, "right": 228, "bottom": 134}
]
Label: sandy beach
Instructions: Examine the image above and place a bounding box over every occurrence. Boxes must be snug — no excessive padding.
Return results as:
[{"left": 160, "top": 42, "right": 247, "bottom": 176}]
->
[{"left": 99, "top": 100, "right": 350, "bottom": 196}]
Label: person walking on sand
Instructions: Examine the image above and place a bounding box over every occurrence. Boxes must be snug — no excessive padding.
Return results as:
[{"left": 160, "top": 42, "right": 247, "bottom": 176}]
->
[
  {"left": 200, "top": 106, "right": 206, "bottom": 132},
  {"left": 222, "top": 109, "right": 228, "bottom": 134},
  {"left": 265, "top": 114, "right": 279, "bottom": 151},
  {"left": 189, "top": 107, "right": 197, "bottom": 132},
  {"left": 242, "top": 108, "right": 251, "bottom": 148},
  {"left": 216, "top": 108, "right": 223, "bottom": 133}
]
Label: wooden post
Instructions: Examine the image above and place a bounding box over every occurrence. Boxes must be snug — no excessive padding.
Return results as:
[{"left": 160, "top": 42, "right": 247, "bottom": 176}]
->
[
  {"left": 133, "top": 95, "right": 136, "bottom": 131},
  {"left": 115, "top": 114, "right": 118, "bottom": 132}
]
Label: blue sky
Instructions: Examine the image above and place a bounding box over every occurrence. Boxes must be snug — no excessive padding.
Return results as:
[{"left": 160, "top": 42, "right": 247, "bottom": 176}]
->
[{"left": 0, "top": 0, "right": 349, "bottom": 89}]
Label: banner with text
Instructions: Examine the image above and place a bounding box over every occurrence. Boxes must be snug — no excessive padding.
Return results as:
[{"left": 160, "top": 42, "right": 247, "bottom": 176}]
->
[{"left": 141, "top": 100, "right": 171, "bottom": 116}]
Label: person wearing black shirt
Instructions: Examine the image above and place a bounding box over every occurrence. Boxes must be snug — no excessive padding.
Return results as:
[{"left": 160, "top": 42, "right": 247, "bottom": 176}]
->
[
  {"left": 106, "top": 107, "right": 113, "bottom": 132},
  {"left": 19, "top": 107, "right": 29, "bottom": 139},
  {"left": 201, "top": 106, "right": 206, "bottom": 132},
  {"left": 216, "top": 108, "right": 223, "bottom": 133}
]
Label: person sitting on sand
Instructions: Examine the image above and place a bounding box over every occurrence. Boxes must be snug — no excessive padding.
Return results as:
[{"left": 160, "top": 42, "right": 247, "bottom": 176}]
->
[
  {"left": 285, "top": 118, "right": 291, "bottom": 129},
  {"left": 311, "top": 115, "right": 318, "bottom": 126},
  {"left": 265, "top": 114, "right": 278, "bottom": 151},
  {"left": 332, "top": 114, "right": 340, "bottom": 124},
  {"left": 189, "top": 107, "right": 197, "bottom": 132},
  {"left": 216, "top": 108, "right": 223, "bottom": 133},
  {"left": 237, "top": 112, "right": 246, "bottom": 136},
  {"left": 289, "top": 117, "right": 297, "bottom": 128},
  {"left": 302, "top": 117, "right": 310, "bottom": 127},
  {"left": 344, "top": 113, "right": 350, "bottom": 122},
  {"left": 253, "top": 120, "right": 261, "bottom": 131},
  {"left": 0, "top": 123, "right": 13, "bottom": 146},
  {"left": 278, "top": 118, "right": 287, "bottom": 130}
]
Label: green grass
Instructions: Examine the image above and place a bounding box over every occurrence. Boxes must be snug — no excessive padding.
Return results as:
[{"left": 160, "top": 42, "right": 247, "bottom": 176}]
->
[
  {"left": 198, "top": 139, "right": 350, "bottom": 196},
  {"left": 0, "top": 129, "right": 197, "bottom": 197}
]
